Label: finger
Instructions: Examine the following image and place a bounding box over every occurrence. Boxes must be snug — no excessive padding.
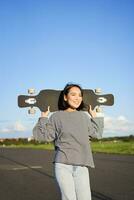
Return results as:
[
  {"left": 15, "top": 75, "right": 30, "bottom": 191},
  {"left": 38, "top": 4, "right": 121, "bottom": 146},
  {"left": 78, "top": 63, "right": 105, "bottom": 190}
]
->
[
  {"left": 48, "top": 106, "right": 50, "bottom": 112},
  {"left": 89, "top": 105, "right": 92, "bottom": 110}
]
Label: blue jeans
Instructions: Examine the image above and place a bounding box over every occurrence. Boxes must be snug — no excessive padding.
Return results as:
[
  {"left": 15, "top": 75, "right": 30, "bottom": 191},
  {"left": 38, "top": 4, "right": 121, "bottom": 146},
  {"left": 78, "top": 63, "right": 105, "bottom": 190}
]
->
[{"left": 55, "top": 163, "right": 92, "bottom": 200}]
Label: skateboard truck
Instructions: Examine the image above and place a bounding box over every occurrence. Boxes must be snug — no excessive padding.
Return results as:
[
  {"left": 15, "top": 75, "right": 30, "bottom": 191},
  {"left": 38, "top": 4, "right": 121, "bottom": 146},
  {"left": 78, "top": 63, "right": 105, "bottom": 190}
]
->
[
  {"left": 27, "top": 88, "right": 36, "bottom": 114},
  {"left": 28, "top": 88, "right": 36, "bottom": 95},
  {"left": 96, "top": 106, "right": 102, "bottom": 113},
  {"left": 95, "top": 88, "right": 102, "bottom": 94},
  {"left": 94, "top": 88, "right": 102, "bottom": 113},
  {"left": 28, "top": 107, "right": 36, "bottom": 114}
]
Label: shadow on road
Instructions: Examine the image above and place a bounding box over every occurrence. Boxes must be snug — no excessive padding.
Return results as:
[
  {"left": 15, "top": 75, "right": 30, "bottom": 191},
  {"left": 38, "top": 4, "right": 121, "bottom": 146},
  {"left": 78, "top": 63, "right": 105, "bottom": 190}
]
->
[
  {"left": 91, "top": 190, "right": 115, "bottom": 200},
  {"left": 0, "top": 154, "right": 54, "bottom": 179},
  {"left": 0, "top": 154, "right": 116, "bottom": 200}
]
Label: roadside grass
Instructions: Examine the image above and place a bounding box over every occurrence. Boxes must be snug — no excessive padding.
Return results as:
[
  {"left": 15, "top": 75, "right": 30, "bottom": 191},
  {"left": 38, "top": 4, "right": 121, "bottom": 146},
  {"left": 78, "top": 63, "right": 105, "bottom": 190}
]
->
[
  {"left": 91, "top": 140, "right": 134, "bottom": 155},
  {"left": 1, "top": 140, "right": 134, "bottom": 155},
  {"left": 2, "top": 143, "right": 54, "bottom": 150}
]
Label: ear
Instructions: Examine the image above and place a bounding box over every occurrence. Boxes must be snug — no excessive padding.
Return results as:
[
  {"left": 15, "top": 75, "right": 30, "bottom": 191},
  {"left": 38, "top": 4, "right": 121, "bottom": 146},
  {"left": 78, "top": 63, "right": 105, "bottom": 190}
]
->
[{"left": 64, "top": 95, "right": 67, "bottom": 101}]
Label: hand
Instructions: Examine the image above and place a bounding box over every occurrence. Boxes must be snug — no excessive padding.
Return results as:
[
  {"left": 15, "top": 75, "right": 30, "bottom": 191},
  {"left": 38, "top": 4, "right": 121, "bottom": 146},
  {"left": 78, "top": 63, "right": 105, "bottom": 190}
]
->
[
  {"left": 41, "top": 106, "right": 50, "bottom": 117},
  {"left": 88, "top": 105, "right": 97, "bottom": 118}
]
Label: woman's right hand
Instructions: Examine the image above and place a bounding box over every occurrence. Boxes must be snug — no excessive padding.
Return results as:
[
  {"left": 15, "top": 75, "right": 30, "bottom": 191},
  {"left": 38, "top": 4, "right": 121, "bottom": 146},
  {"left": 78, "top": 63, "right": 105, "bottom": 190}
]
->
[{"left": 41, "top": 106, "right": 50, "bottom": 117}]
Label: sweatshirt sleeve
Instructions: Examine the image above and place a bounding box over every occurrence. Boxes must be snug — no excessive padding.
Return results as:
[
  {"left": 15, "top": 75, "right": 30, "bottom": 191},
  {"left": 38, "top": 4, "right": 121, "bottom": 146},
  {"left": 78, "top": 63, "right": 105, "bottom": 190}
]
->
[
  {"left": 88, "top": 117, "right": 104, "bottom": 139},
  {"left": 33, "top": 115, "right": 56, "bottom": 142}
]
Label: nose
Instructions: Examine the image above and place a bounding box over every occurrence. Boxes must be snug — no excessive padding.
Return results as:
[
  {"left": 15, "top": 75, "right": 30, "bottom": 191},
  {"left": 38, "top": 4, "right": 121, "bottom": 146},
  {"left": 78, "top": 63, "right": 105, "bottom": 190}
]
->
[{"left": 75, "top": 96, "right": 80, "bottom": 100}]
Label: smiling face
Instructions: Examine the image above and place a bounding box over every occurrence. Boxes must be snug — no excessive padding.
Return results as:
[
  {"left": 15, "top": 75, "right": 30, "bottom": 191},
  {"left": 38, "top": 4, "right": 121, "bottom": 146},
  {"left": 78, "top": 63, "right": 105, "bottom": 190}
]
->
[{"left": 64, "top": 86, "right": 83, "bottom": 111}]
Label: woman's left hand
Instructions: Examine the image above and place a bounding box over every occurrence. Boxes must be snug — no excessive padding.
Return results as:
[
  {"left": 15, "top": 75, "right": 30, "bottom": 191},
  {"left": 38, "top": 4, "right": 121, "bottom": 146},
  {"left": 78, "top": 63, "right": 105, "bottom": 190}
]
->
[{"left": 88, "top": 105, "right": 97, "bottom": 118}]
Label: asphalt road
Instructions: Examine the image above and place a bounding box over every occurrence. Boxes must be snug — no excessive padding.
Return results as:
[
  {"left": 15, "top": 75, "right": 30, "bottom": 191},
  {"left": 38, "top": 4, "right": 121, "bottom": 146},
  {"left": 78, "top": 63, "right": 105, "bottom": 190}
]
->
[{"left": 0, "top": 148, "right": 134, "bottom": 200}]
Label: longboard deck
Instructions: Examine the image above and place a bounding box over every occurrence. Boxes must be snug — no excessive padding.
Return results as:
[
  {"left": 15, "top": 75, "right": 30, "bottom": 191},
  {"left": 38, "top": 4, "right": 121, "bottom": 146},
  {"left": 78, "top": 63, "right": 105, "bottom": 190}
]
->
[{"left": 18, "top": 89, "right": 114, "bottom": 112}]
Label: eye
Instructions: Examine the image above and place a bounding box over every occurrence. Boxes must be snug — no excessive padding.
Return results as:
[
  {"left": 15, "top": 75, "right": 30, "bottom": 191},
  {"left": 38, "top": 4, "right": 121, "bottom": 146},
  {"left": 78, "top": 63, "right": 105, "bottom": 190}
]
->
[{"left": 70, "top": 92, "right": 76, "bottom": 96}]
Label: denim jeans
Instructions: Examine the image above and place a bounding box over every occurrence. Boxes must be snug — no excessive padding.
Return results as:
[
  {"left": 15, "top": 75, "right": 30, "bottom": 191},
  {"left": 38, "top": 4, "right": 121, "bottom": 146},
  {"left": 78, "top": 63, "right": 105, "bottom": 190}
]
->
[{"left": 55, "top": 163, "right": 92, "bottom": 200}]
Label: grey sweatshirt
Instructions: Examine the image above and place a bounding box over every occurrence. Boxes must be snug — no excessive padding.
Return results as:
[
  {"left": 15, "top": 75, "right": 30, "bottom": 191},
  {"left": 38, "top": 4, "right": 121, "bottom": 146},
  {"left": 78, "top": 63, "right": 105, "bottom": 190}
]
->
[{"left": 33, "top": 110, "right": 104, "bottom": 168}]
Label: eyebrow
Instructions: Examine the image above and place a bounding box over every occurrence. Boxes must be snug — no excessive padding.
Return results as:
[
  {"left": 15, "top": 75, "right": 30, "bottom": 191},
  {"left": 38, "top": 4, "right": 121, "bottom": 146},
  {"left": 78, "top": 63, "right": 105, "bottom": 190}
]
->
[{"left": 69, "top": 91, "right": 82, "bottom": 95}]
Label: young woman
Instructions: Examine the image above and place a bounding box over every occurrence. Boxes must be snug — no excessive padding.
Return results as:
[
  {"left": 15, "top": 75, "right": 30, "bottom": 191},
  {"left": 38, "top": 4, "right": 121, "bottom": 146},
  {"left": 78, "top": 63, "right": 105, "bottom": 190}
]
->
[{"left": 33, "top": 83, "right": 104, "bottom": 200}]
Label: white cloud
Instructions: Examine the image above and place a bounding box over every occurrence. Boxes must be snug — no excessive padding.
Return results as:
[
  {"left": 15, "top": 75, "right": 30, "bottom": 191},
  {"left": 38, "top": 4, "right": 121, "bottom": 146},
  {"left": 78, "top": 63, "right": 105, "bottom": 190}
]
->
[
  {"left": 104, "top": 115, "right": 134, "bottom": 137},
  {"left": 14, "top": 121, "right": 26, "bottom": 132},
  {"left": 0, "top": 121, "right": 30, "bottom": 133},
  {"left": 0, "top": 116, "right": 134, "bottom": 138}
]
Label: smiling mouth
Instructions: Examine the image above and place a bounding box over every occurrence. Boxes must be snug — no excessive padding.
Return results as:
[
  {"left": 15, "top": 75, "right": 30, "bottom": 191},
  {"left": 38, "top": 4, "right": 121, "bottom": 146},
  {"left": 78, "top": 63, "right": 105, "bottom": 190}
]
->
[{"left": 73, "top": 102, "right": 80, "bottom": 105}]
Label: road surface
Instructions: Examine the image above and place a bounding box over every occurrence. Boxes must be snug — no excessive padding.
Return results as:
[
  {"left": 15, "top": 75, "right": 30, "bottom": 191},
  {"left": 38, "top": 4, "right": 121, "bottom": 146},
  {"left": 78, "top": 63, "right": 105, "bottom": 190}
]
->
[{"left": 0, "top": 148, "right": 133, "bottom": 200}]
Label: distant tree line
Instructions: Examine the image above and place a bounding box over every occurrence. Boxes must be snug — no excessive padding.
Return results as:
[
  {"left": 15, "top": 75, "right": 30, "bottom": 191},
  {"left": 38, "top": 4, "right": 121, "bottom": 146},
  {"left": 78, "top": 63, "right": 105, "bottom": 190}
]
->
[
  {"left": 0, "top": 138, "right": 46, "bottom": 146},
  {"left": 0, "top": 135, "right": 134, "bottom": 146},
  {"left": 92, "top": 135, "right": 134, "bottom": 142}
]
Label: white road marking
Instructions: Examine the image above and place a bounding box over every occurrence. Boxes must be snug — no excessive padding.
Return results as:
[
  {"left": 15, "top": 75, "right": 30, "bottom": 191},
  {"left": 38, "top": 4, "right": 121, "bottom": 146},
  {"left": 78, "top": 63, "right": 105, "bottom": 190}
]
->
[
  {"left": 13, "top": 166, "right": 43, "bottom": 170},
  {"left": 30, "top": 166, "right": 43, "bottom": 169},
  {"left": 0, "top": 164, "right": 43, "bottom": 171}
]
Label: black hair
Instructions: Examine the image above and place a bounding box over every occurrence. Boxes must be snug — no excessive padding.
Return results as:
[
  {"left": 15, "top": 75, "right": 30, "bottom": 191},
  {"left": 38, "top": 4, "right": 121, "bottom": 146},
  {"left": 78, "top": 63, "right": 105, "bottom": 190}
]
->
[{"left": 58, "top": 83, "right": 85, "bottom": 110}]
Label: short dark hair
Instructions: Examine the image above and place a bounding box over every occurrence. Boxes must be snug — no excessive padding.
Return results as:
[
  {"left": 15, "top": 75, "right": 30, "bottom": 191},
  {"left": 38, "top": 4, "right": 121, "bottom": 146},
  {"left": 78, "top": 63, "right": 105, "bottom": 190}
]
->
[{"left": 58, "top": 83, "right": 85, "bottom": 110}]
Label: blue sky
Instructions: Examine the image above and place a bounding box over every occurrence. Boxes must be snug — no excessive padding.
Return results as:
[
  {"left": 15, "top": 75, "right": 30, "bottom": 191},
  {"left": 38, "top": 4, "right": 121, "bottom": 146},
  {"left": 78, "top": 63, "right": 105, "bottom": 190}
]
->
[{"left": 0, "top": 0, "right": 134, "bottom": 138}]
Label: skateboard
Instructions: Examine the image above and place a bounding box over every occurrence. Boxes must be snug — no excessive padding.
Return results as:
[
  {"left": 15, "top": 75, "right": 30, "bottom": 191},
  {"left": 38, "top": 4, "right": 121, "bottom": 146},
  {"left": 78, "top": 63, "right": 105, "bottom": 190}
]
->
[{"left": 18, "top": 88, "right": 114, "bottom": 114}]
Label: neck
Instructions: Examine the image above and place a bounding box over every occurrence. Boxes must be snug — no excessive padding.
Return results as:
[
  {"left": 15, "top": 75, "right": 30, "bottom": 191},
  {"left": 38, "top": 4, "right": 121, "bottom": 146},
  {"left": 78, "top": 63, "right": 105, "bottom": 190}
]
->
[{"left": 65, "top": 108, "right": 77, "bottom": 112}]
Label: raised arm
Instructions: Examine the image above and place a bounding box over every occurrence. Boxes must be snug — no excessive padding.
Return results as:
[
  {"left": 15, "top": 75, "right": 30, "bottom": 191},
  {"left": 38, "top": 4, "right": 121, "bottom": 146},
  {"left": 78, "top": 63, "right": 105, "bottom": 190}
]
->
[
  {"left": 87, "top": 105, "right": 104, "bottom": 139},
  {"left": 33, "top": 106, "right": 56, "bottom": 142}
]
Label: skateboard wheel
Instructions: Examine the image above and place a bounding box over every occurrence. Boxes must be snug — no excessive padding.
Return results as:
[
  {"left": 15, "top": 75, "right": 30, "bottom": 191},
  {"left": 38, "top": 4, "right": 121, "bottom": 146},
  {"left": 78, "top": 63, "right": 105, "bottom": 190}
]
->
[
  {"left": 28, "top": 108, "right": 36, "bottom": 114},
  {"left": 28, "top": 88, "right": 35, "bottom": 94},
  {"left": 95, "top": 88, "right": 102, "bottom": 94},
  {"left": 96, "top": 106, "right": 102, "bottom": 113}
]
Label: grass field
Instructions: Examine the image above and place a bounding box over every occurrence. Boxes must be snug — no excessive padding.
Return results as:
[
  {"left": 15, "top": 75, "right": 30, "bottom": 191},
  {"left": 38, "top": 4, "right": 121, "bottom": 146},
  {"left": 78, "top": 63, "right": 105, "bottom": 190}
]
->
[
  {"left": 91, "top": 140, "right": 134, "bottom": 155},
  {"left": 1, "top": 140, "right": 134, "bottom": 155}
]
